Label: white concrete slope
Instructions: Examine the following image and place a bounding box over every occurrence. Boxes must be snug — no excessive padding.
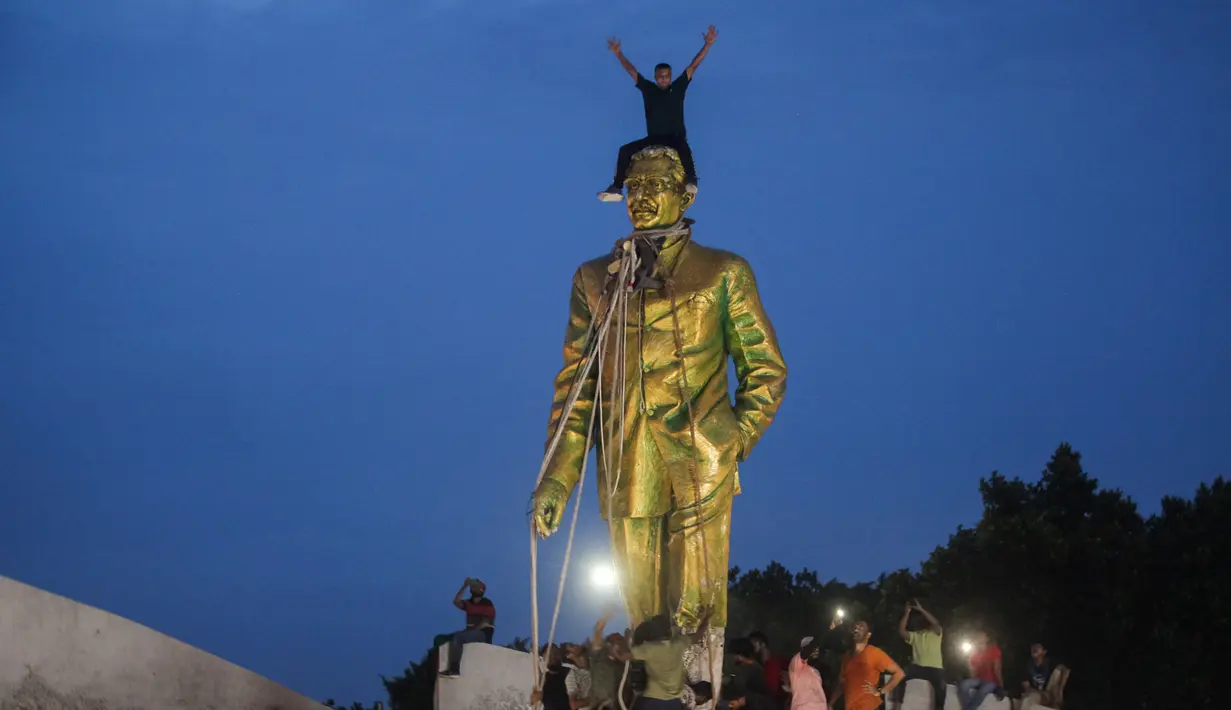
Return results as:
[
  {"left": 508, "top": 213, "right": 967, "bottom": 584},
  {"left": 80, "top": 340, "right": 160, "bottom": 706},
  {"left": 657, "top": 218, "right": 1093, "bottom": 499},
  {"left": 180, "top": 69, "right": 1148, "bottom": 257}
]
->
[
  {"left": 0, "top": 575, "right": 326, "bottom": 710},
  {"left": 435, "top": 641, "right": 533, "bottom": 710}
]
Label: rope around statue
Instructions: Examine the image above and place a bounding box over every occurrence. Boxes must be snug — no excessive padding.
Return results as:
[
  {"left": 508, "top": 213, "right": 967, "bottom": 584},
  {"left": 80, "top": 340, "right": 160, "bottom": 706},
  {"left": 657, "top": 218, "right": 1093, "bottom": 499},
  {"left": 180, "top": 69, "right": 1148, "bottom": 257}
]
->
[
  {"left": 527, "top": 217, "right": 720, "bottom": 704},
  {"left": 526, "top": 144, "right": 789, "bottom": 708}
]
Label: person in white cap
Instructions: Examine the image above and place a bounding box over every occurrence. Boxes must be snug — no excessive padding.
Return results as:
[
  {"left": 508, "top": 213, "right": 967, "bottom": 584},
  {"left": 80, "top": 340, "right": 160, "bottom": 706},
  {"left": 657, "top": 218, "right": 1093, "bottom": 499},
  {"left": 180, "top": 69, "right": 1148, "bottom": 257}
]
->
[{"left": 788, "top": 637, "right": 828, "bottom": 710}]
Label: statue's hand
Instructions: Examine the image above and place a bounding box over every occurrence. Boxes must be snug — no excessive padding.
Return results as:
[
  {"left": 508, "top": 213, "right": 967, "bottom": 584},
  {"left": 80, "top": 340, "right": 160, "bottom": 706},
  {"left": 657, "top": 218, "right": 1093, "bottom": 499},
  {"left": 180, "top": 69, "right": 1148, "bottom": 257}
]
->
[{"left": 532, "top": 479, "right": 570, "bottom": 538}]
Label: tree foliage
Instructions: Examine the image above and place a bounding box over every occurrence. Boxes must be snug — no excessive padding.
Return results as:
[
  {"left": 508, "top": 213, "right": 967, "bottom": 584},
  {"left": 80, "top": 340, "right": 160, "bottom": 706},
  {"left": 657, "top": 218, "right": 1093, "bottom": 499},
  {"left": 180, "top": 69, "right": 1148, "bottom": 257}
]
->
[
  {"left": 726, "top": 443, "right": 1226, "bottom": 708},
  {"left": 366, "top": 443, "right": 1226, "bottom": 709}
]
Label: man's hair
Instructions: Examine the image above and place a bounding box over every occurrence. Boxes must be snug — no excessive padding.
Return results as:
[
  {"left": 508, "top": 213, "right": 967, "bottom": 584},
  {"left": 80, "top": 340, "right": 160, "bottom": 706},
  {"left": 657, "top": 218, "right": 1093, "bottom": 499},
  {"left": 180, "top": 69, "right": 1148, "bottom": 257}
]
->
[
  {"left": 690, "top": 681, "right": 713, "bottom": 702},
  {"left": 729, "top": 637, "right": 757, "bottom": 660},
  {"left": 629, "top": 146, "right": 686, "bottom": 187},
  {"left": 654, "top": 62, "right": 671, "bottom": 73},
  {"left": 632, "top": 614, "right": 673, "bottom": 645},
  {"left": 748, "top": 630, "right": 770, "bottom": 646}
]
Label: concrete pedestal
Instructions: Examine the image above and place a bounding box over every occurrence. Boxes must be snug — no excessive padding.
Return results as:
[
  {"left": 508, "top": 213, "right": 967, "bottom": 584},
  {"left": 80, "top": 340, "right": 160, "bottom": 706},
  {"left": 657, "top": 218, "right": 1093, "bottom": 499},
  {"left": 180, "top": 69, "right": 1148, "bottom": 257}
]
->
[{"left": 434, "top": 641, "right": 533, "bottom": 710}]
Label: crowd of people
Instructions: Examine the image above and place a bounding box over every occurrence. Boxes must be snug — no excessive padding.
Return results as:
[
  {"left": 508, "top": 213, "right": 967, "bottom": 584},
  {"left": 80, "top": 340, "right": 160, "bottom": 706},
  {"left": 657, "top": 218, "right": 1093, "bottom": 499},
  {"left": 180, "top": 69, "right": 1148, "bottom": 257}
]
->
[{"left": 441, "top": 582, "right": 1072, "bottom": 710}]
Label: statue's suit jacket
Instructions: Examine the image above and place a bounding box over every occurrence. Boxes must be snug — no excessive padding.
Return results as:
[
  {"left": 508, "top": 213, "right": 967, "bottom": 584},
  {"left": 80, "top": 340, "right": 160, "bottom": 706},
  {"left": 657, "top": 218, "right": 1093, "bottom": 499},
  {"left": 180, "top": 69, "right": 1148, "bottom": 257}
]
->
[{"left": 542, "top": 233, "right": 787, "bottom": 521}]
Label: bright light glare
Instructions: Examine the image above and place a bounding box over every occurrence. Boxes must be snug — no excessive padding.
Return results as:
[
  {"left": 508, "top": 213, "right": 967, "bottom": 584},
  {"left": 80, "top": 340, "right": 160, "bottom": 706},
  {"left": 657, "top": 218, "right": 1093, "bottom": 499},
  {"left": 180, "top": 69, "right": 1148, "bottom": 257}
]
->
[
  {"left": 590, "top": 563, "right": 618, "bottom": 589},
  {"left": 836, "top": 608, "right": 845, "bottom": 618},
  {"left": 961, "top": 641, "right": 973, "bottom": 655}
]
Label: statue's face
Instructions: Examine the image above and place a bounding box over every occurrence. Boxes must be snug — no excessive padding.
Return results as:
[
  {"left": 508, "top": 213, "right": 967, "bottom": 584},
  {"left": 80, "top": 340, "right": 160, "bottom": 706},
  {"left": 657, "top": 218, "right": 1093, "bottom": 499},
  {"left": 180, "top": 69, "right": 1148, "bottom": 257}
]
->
[{"left": 625, "top": 155, "right": 693, "bottom": 230}]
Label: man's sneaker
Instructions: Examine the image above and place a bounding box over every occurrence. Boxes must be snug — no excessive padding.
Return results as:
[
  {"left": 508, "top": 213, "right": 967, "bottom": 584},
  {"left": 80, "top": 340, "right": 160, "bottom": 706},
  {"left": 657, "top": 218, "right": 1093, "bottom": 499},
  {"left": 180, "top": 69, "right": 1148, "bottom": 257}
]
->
[
  {"left": 598, "top": 183, "right": 624, "bottom": 202},
  {"left": 439, "top": 669, "right": 459, "bottom": 678},
  {"left": 685, "top": 181, "right": 698, "bottom": 195}
]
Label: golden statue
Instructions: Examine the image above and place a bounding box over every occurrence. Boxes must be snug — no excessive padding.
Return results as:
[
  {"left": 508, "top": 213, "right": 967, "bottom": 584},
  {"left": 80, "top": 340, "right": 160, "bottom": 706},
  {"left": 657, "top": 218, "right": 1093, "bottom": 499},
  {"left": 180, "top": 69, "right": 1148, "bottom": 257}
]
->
[{"left": 531, "top": 145, "right": 787, "bottom": 679}]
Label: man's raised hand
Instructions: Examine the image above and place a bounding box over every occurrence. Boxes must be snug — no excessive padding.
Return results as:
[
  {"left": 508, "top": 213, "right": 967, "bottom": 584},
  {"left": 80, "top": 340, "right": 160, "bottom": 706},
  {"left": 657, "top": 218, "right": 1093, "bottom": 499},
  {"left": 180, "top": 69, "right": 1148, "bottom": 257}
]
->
[
  {"left": 703, "top": 25, "right": 718, "bottom": 45},
  {"left": 607, "top": 37, "right": 622, "bottom": 54}
]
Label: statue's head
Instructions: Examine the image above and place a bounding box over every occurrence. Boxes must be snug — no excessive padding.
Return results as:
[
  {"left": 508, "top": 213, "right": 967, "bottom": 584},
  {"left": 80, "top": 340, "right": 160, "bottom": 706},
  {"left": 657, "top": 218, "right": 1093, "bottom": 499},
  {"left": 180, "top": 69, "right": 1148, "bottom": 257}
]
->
[{"left": 625, "top": 145, "right": 694, "bottom": 231}]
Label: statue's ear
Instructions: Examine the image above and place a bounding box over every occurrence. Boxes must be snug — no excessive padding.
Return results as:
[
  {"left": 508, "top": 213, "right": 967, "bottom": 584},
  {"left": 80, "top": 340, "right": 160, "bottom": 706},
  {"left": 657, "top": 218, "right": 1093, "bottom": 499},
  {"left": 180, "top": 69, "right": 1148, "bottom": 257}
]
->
[{"left": 679, "top": 188, "right": 695, "bottom": 211}]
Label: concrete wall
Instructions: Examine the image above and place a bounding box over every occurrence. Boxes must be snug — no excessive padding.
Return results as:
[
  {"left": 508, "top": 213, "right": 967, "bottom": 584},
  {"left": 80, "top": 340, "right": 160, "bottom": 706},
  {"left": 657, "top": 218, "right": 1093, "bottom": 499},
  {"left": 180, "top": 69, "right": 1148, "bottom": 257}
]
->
[
  {"left": 0, "top": 575, "right": 326, "bottom": 710},
  {"left": 435, "top": 641, "right": 533, "bottom": 710}
]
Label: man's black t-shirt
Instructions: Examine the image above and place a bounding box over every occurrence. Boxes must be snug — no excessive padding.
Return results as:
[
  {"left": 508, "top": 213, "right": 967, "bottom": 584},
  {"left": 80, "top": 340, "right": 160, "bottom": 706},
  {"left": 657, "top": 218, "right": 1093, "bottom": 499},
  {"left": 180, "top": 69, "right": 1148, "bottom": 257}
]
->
[
  {"left": 1028, "top": 659, "right": 1052, "bottom": 690},
  {"left": 637, "top": 73, "right": 690, "bottom": 139},
  {"left": 541, "top": 664, "right": 571, "bottom": 710}
]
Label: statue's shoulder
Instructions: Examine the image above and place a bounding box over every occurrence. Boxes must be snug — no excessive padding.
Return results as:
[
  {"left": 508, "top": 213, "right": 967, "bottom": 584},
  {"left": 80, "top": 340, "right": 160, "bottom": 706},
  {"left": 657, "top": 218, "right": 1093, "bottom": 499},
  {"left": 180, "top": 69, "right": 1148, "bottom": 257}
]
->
[
  {"left": 686, "top": 242, "right": 755, "bottom": 275},
  {"left": 572, "top": 252, "right": 616, "bottom": 294},
  {"left": 578, "top": 251, "right": 613, "bottom": 273}
]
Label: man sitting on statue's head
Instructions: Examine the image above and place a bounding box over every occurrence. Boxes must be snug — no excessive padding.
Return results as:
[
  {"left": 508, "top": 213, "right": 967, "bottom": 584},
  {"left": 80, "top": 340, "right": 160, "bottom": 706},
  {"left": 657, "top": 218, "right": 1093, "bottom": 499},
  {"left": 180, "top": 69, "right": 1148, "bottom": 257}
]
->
[{"left": 599, "top": 27, "right": 717, "bottom": 202}]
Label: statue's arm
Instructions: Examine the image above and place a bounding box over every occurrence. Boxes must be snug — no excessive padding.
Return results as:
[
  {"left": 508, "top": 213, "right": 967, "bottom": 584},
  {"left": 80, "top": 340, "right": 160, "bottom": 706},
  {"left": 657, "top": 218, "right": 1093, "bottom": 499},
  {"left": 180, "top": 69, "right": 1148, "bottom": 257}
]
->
[
  {"left": 541, "top": 267, "right": 599, "bottom": 495},
  {"left": 722, "top": 257, "right": 787, "bottom": 461}
]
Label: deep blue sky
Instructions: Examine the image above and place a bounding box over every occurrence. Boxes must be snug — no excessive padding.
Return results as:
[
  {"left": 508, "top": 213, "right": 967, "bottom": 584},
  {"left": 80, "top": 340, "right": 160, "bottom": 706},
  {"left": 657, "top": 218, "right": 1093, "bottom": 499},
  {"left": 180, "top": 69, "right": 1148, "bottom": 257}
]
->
[{"left": 2, "top": 0, "right": 1228, "bottom": 703}]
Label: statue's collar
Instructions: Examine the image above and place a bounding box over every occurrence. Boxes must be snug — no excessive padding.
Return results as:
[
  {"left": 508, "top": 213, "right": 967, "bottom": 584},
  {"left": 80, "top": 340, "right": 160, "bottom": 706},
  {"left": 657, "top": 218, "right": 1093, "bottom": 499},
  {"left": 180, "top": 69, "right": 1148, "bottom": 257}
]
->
[
  {"left": 612, "top": 218, "right": 695, "bottom": 291},
  {"left": 627, "top": 217, "right": 694, "bottom": 244},
  {"left": 616, "top": 218, "right": 694, "bottom": 260}
]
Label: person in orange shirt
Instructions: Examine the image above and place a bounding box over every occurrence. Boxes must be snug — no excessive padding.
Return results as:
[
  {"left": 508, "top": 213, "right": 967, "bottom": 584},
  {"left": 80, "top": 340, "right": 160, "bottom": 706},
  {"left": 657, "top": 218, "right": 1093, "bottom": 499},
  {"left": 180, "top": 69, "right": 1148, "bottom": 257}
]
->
[{"left": 831, "top": 619, "right": 905, "bottom": 710}]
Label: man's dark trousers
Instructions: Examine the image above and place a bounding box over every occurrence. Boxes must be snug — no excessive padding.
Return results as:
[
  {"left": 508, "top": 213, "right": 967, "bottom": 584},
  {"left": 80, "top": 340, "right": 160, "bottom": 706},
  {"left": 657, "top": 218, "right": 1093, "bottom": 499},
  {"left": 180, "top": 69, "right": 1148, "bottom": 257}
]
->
[
  {"left": 892, "top": 664, "right": 946, "bottom": 710},
  {"left": 613, "top": 135, "right": 697, "bottom": 186}
]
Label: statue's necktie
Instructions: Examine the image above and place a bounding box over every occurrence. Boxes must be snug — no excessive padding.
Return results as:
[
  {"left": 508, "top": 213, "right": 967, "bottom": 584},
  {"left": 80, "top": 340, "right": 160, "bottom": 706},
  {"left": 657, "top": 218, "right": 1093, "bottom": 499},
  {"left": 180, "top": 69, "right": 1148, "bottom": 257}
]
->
[{"left": 628, "top": 236, "right": 665, "bottom": 291}]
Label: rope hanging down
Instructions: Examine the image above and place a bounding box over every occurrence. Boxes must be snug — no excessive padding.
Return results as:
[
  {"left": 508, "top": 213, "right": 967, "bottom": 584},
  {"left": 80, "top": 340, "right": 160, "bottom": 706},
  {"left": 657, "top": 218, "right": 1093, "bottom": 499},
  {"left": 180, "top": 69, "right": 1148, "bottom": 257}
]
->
[
  {"left": 528, "top": 218, "right": 719, "bottom": 706},
  {"left": 528, "top": 237, "right": 639, "bottom": 696}
]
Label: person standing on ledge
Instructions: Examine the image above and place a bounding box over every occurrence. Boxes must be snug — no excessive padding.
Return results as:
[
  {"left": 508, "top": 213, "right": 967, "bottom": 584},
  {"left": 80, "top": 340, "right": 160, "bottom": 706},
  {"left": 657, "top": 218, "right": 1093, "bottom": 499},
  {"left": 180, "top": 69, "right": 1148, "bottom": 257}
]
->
[
  {"left": 894, "top": 599, "right": 946, "bottom": 710},
  {"left": 598, "top": 25, "right": 717, "bottom": 202}
]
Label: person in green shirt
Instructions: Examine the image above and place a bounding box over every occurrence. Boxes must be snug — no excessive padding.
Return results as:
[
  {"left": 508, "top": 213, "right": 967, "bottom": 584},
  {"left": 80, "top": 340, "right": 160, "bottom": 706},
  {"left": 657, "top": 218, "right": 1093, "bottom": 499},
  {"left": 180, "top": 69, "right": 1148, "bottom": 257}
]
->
[
  {"left": 619, "top": 607, "right": 712, "bottom": 709},
  {"left": 894, "top": 599, "right": 946, "bottom": 710}
]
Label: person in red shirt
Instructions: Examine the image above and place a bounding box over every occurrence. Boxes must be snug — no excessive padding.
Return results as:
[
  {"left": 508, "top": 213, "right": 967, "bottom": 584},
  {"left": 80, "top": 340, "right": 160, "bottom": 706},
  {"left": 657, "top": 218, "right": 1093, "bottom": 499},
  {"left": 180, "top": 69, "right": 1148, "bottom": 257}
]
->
[
  {"left": 832, "top": 619, "right": 905, "bottom": 710},
  {"left": 441, "top": 577, "right": 496, "bottom": 677},
  {"left": 958, "top": 630, "right": 1003, "bottom": 710},
  {"left": 748, "top": 631, "right": 789, "bottom": 707}
]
